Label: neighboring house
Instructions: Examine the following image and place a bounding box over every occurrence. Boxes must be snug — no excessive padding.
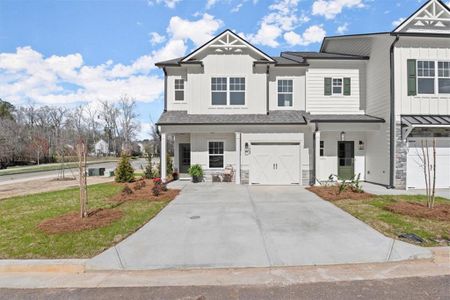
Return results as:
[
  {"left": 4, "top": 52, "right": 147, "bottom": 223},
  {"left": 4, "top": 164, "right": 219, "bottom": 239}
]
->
[
  {"left": 94, "top": 139, "right": 109, "bottom": 156},
  {"left": 156, "top": 0, "right": 450, "bottom": 189}
]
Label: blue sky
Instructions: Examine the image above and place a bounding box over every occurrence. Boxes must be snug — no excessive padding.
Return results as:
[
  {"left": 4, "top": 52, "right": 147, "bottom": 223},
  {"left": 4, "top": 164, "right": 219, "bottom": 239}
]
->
[{"left": 0, "top": 0, "right": 440, "bottom": 139}]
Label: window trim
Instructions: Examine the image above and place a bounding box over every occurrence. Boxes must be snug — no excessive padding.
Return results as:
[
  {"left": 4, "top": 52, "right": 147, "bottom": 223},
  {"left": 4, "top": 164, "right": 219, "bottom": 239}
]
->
[
  {"left": 276, "top": 78, "right": 294, "bottom": 108},
  {"left": 331, "top": 77, "right": 344, "bottom": 96},
  {"left": 210, "top": 76, "right": 246, "bottom": 107},
  {"left": 174, "top": 78, "right": 185, "bottom": 102},
  {"left": 207, "top": 140, "right": 225, "bottom": 169},
  {"left": 416, "top": 60, "right": 450, "bottom": 96}
]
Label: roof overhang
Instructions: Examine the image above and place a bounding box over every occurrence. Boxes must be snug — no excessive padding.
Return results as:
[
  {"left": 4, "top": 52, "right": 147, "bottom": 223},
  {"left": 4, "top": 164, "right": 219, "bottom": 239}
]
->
[{"left": 401, "top": 115, "right": 450, "bottom": 139}]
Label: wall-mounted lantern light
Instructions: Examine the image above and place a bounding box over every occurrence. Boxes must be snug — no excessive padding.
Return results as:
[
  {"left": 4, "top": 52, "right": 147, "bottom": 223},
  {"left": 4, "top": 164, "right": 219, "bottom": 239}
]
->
[
  {"left": 245, "top": 142, "right": 250, "bottom": 155},
  {"left": 359, "top": 140, "right": 365, "bottom": 150},
  {"left": 340, "top": 131, "right": 345, "bottom": 141}
]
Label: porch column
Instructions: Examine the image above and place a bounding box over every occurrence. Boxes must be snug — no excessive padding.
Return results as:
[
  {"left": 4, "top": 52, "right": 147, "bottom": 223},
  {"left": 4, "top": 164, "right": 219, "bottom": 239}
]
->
[
  {"left": 235, "top": 132, "right": 241, "bottom": 184},
  {"left": 314, "top": 130, "right": 321, "bottom": 185},
  {"left": 161, "top": 132, "right": 167, "bottom": 182}
]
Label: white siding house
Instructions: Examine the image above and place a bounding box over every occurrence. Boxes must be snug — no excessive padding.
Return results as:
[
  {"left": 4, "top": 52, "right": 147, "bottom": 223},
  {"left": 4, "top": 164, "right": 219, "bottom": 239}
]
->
[{"left": 156, "top": 0, "right": 450, "bottom": 189}]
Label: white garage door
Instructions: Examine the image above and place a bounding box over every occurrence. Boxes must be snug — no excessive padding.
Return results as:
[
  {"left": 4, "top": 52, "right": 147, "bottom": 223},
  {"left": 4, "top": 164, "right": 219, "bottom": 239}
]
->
[
  {"left": 407, "top": 139, "right": 450, "bottom": 189},
  {"left": 250, "top": 143, "right": 300, "bottom": 185}
]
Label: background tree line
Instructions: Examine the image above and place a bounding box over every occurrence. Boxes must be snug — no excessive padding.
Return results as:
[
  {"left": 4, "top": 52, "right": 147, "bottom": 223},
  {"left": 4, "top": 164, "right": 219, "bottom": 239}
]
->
[{"left": 0, "top": 96, "right": 140, "bottom": 167}]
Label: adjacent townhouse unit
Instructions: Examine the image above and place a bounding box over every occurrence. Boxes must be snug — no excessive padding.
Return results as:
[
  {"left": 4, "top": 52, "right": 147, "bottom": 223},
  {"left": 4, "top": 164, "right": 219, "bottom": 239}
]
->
[{"left": 156, "top": 0, "right": 450, "bottom": 190}]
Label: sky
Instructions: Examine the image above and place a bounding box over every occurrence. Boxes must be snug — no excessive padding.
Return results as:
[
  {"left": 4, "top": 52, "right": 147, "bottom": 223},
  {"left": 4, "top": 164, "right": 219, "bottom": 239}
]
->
[{"left": 0, "top": 0, "right": 446, "bottom": 139}]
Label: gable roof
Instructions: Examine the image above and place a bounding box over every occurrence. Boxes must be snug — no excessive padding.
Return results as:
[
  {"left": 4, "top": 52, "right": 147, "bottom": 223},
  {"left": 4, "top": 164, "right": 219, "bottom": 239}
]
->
[
  {"left": 181, "top": 29, "right": 275, "bottom": 63},
  {"left": 394, "top": 0, "right": 450, "bottom": 34}
]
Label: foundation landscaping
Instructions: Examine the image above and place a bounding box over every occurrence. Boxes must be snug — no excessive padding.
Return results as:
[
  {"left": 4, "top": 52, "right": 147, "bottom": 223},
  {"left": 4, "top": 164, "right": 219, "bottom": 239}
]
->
[{"left": 308, "top": 182, "right": 450, "bottom": 247}]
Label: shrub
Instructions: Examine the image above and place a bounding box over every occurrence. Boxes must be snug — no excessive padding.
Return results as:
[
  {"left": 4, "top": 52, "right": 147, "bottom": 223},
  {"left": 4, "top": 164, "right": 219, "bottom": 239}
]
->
[
  {"left": 152, "top": 185, "right": 161, "bottom": 196},
  {"left": 134, "top": 179, "right": 146, "bottom": 191},
  {"left": 166, "top": 156, "right": 173, "bottom": 175},
  {"left": 188, "top": 164, "right": 203, "bottom": 183},
  {"left": 122, "top": 185, "right": 133, "bottom": 195},
  {"left": 115, "top": 155, "right": 135, "bottom": 183}
]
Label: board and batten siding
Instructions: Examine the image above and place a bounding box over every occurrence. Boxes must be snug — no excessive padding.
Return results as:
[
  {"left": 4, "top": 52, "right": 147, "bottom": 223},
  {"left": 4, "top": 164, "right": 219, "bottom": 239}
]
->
[
  {"left": 187, "top": 51, "right": 267, "bottom": 115},
  {"left": 394, "top": 38, "right": 450, "bottom": 120},
  {"left": 305, "top": 61, "right": 365, "bottom": 114},
  {"left": 166, "top": 67, "right": 189, "bottom": 111}
]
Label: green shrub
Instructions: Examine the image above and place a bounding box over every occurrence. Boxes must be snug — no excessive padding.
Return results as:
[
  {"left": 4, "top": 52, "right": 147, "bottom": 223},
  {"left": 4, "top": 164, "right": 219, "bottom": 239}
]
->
[
  {"left": 188, "top": 164, "right": 203, "bottom": 183},
  {"left": 115, "top": 155, "right": 135, "bottom": 183}
]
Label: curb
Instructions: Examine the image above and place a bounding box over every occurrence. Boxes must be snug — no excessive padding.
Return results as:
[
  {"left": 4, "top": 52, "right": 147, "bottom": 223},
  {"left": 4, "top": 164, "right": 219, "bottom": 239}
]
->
[{"left": 0, "top": 259, "right": 86, "bottom": 273}]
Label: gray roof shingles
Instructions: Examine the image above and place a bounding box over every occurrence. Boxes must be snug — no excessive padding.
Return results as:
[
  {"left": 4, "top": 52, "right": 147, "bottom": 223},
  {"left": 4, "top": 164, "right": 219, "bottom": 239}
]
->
[
  {"left": 157, "top": 110, "right": 307, "bottom": 125},
  {"left": 306, "top": 114, "right": 385, "bottom": 123}
]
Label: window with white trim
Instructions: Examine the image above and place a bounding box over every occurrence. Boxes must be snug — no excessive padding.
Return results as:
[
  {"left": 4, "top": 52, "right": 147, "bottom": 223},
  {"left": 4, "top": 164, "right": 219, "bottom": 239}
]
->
[
  {"left": 174, "top": 79, "right": 184, "bottom": 101},
  {"left": 417, "top": 61, "right": 435, "bottom": 94},
  {"left": 277, "top": 79, "right": 293, "bottom": 107},
  {"left": 438, "top": 62, "right": 450, "bottom": 94},
  {"left": 332, "top": 78, "right": 343, "bottom": 95},
  {"left": 208, "top": 141, "right": 224, "bottom": 168},
  {"left": 211, "top": 77, "right": 246, "bottom": 106}
]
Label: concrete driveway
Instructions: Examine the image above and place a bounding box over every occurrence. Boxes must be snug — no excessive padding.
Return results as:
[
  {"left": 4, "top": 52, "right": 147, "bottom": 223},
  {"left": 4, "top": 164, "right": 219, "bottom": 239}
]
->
[{"left": 87, "top": 183, "right": 431, "bottom": 270}]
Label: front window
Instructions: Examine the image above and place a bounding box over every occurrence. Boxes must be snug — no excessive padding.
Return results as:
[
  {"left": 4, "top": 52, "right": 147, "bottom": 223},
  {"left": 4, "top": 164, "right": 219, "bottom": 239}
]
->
[
  {"left": 174, "top": 79, "right": 184, "bottom": 101},
  {"left": 211, "top": 77, "right": 227, "bottom": 105},
  {"left": 208, "top": 141, "right": 224, "bottom": 168},
  {"left": 229, "top": 77, "right": 245, "bottom": 105},
  {"left": 332, "top": 78, "right": 343, "bottom": 95},
  {"left": 278, "top": 79, "right": 293, "bottom": 107},
  {"left": 438, "top": 62, "right": 450, "bottom": 94},
  {"left": 211, "top": 77, "right": 246, "bottom": 105},
  {"left": 417, "top": 61, "right": 435, "bottom": 94}
]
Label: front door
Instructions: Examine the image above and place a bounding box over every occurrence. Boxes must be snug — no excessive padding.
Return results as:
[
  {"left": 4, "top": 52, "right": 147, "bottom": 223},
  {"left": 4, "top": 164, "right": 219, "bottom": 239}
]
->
[
  {"left": 337, "top": 141, "right": 355, "bottom": 180},
  {"left": 179, "top": 143, "right": 190, "bottom": 174}
]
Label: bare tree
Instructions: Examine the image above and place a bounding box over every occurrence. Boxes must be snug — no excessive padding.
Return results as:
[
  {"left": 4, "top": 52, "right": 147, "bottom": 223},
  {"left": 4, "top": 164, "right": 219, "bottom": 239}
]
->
[
  {"left": 420, "top": 139, "right": 437, "bottom": 209},
  {"left": 99, "top": 100, "right": 120, "bottom": 155},
  {"left": 118, "top": 96, "right": 140, "bottom": 154},
  {"left": 77, "top": 140, "right": 88, "bottom": 218}
]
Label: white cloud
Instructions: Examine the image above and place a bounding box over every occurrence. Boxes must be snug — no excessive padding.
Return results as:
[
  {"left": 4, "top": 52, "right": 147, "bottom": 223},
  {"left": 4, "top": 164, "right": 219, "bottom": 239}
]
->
[
  {"left": 231, "top": 3, "right": 244, "bottom": 13},
  {"left": 284, "top": 25, "right": 327, "bottom": 46},
  {"left": 149, "top": 32, "right": 166, "bottom": 45},
  {"left": 206, "top": 0, "right": 218, "bottom": 9},
  {"left": 0, "top": 47, "right": 165, "bottom": 106},
  {"left": 147, "top": 0, "right": 181, "bottom": 9},
  {"left": 392, "top": 17, "right": 405, "bottom": 27},
  {"left": 167, "top": 13, "right": 223, "bottom": 47},
  {"left": 247, "top": 0, "right": 310, "bottom": 48},
  {"left": 312, "top": 0, "right": 365, "bottom": 20},
  {"left": 336, "top": 22, "right": 349, "bottom": 34}
]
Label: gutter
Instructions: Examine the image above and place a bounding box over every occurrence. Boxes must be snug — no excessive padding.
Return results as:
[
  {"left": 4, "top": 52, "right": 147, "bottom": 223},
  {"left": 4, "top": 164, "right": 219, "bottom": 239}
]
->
[
  {"left": 389, "top": 34, "right": 400, "bottom": 189},
  {"left": 266, "top": 65, "right": 270, "bottom": 115},
  {"left": 163, "top": 67, "right": 167, "bottom": 112}
]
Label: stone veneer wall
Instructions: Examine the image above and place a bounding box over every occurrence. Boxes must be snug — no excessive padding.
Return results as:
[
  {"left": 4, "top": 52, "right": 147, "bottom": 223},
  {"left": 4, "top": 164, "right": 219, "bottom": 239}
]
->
[{"left": 395, "top": 124, "right": 450, "bottom": 189}]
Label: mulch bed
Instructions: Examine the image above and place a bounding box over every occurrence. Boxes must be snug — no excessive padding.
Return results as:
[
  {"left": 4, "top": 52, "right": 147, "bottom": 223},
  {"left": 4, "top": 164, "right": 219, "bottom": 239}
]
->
[
  {"left": 38, "top": 208, "right": 123, "bottom": 234},
  {"left": 110, "top": 179, "right": 180, "bottom": 202},
  {"left": 307, "top": 185, "right": 374, "bottom": 201},
  {"left": 385, "top": 202, "right": 450, "bottom": 221}
]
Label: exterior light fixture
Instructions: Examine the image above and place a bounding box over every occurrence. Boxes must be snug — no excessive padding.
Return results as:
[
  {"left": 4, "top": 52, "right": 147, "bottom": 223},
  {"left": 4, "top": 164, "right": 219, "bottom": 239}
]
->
[
  {"left": 359, "top": 140, "right": 365, "bottom": 150},
  {"left": 340, "top": 131, "right": 345, "bottom": 141},
  {"left": 245, "top": 142, "right": 250, "bottom": 155}
]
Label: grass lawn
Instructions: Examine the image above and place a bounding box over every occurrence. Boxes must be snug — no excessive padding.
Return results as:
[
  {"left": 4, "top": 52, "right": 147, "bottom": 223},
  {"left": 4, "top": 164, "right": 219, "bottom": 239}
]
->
[
  {"left": 332, "top": 194, "right": 450, "bottom": 247},
  {"left": 0, "top": 182, "right": 173, "bottom": 259},
  {"left": 0, "top": 158, "right": 118, "bottom": 176}
]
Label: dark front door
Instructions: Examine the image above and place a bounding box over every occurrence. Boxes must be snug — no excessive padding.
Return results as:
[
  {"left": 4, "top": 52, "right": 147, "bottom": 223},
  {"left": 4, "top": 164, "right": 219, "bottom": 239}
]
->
[
  {"left": 179, "top": 143, "right": 191, "bottom": 174},
  {"left": 337, "top": 141, "right": 355, "bottom": 180}
]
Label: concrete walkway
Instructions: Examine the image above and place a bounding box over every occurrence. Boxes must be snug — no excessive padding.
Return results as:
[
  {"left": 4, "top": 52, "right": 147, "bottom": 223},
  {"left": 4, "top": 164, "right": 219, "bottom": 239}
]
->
[
  {"left": 362, "top": 182, "right": 450, "bottom": 199},
  {"left": 87, "top": 183, "right": 431, "bottom": 270}
]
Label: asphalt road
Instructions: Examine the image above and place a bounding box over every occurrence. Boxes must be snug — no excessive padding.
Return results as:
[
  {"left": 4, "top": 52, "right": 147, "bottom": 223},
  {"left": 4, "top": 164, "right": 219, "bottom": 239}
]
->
[
  {"left": 1, "top": 275, "right": 449, "bottom": 300},
  {"left": 0, "top": 159, "right": 148, "bottom": 184}
]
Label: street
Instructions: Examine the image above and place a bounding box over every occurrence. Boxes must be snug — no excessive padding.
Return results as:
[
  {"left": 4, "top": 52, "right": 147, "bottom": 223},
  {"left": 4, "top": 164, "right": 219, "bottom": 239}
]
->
[
  {"left": 0, "top": 159, "right": 148, "bottom": 184},
  {"left": 1, "top": 275, "right": 448, "bottom": 300}
]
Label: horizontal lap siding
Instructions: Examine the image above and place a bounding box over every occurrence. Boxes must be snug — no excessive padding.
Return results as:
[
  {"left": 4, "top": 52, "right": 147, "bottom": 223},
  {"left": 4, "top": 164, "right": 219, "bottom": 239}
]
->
[{"left": 395, "top": 39, "right": 450, "bottom": 120}]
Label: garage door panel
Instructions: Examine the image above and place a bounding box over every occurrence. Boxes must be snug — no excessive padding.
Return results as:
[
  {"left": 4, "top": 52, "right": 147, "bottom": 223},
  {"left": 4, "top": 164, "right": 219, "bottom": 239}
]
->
[
  {"left": 407, "top": 139, "right": 450, "bottom": 189},
  {"left": 250, "top": 144, "right": 300, "bottom": 185}
]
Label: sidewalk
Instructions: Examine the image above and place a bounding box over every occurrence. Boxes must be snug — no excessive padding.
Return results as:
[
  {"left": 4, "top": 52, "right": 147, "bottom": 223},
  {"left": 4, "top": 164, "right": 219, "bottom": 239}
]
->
[{"left": 0, "top": 248, "right": 448, "bottom": 289}]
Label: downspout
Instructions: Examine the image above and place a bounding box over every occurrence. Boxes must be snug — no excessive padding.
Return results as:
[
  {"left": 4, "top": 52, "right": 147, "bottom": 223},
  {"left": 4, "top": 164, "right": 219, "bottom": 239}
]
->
[
  {"left": 266, "top": 65, "right": 270, "bottom": 115},
  {"left": 389, "top": 34, "right": 400, "bottom": 188},
  {"left": 312, "top": 122, "right": 318, "bottom": 185},
  {"left": 163, "top": 67, "right": 168, "bottom": 112}
]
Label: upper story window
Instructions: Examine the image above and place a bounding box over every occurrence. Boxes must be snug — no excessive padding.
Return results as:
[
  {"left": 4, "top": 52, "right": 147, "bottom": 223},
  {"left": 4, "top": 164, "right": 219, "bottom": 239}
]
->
[
  {"left": 174, "top": 79, "right": 184, "bottom": 101},
  {"left": 438, "top": 62, "right": 450, "bottom": 94},
  {"left": 211, "top": 77, "right": 245, "bottom": 106},
  {"left": 278, "top": 79, "right": 293, "bottom": 107},
  {"left": 409, "top": 60, "right": 450, "bottom": 96},
  {"left": 324, "top": 77, "right": 351, "bottom": 96}
]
